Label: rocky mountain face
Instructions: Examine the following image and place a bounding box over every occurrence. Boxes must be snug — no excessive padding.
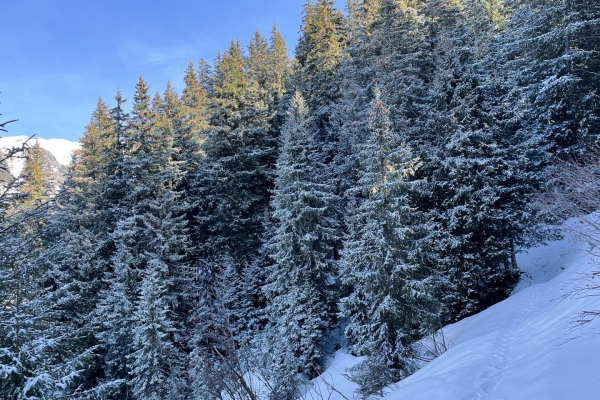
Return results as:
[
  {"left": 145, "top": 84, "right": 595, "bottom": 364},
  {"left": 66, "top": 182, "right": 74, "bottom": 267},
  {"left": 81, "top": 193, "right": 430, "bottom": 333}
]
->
[
  {"left": 0, "top": 160, "right": 12, "bottom": 186},
  {"left": 40, "top": 147, "right": 69, "bottom": 193},
  {"left": 0, "top": 136, "right": 80, "bottom": 194}
]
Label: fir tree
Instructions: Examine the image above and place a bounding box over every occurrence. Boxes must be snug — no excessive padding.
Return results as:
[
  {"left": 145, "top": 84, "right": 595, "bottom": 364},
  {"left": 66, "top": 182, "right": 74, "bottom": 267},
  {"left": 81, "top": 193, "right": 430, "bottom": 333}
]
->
[
  {"left": 128, "top": 191, "right": 190, "bottom": 400},
  {"left": 181, "top": 61, "right": 210, "bottom": 148},
  {"left": 263, "top": 92, "right": 339, "bottom": 389},
  {"left": 20, "top": 141, "right": 51, "bottom": 208},
  {"left": 38, "top": 93, "right": 130, "bottom": 398},
  {"left": 340, "top": 93, "right": 436, "bottom": 396},
  {"left": 191, "top": 39, "right": 276, "bottom": 336},
  {"left": 267, "top": 24, "right": 291, "bottom": 104},
  {"left": 495, "top": 0, "right": 600, "bottom": 155}
]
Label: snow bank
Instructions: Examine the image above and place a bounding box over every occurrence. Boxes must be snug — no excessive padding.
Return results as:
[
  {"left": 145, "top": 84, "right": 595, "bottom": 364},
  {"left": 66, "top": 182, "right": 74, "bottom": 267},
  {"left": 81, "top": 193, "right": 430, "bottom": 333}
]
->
[
  {"left": 302, "top": 350, "right": 363, "bottom": 399},
  {"left": 309, "top": 220, "right": 600, "bottom": 399}
]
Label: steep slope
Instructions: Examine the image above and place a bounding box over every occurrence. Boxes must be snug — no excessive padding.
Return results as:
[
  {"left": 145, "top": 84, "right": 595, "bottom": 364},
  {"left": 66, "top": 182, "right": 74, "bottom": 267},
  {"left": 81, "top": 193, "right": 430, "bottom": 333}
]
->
[{"left": 306, "top": 218, "right": 600, "bottom": 399}]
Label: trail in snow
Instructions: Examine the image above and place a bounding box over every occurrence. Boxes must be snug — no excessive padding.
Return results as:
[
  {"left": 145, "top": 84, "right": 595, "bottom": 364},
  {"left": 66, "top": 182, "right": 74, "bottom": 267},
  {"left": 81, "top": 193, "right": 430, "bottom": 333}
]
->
[
  {"left": 463, "top": 285, "right": 540, "bottom": 400},
  {"left": 378, "top": 237, "right": 600, "bottom": 400},
  {"left": 308, "top": 217, "right": 600, "bottom": 400}
]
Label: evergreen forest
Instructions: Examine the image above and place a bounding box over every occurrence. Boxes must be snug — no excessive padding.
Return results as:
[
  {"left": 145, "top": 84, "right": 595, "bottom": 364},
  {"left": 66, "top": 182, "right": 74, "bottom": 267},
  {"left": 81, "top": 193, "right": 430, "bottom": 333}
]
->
[{"left": 1, "top": 0, "right": 599, "bottom": 398}]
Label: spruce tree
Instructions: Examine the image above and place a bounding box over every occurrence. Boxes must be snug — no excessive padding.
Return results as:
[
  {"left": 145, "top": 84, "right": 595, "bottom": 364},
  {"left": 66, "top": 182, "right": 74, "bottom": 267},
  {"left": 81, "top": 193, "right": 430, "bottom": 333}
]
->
[
  {"left": 340, "top": 93, "right": 436, "bottom": 396},
  {"left": 82, "top": 80, "right": 193, "bottom": 398},
  {"left": 263, "top": 92, "right": 339, "bottom": 391},
  {"left": 128, "top": 190, "right": 190, "bottom": 399},
  {"left": 189, "top": 35, "right": 287, "bottom": 395},
  {"left": 296, "top": 0, "right": 345, "bottom": 112},
  {"left": 0, "top": 149, "right": 52, "bottom": 398},
  {"left": 94, "top": 81, "right": 155, "bottom": 396},
  {"left": 420, "top": 0, "right": 562, "bottom": 320},
  {"left": 333, "top": 0, "right": 384, "bottom": 195},
  {"left": 536, "top": 0, "right": 600, "bottom": 153},
  {"left": 38, "top": 94, "right": 129, "bottom": 398},
  {"left": 267, "top": 24, "right": 291, "bottom": 105},
  {"left": 72, "top": 98, "right": 115, "bottom": 183},
  {"left": 191, "top": 39, "right": 275, "bottom": 336},
  {"left": 194, "top": 40, "right": 273, "bottom": 264},
  {"left": 20, "top": 141, "right": 51, "bottom": 208},
  {"left": 248, "top": 31, "right": 271, "bottom": 104},
  {"left": 181, "top": 61, "right": 210, "bottom": 150}
]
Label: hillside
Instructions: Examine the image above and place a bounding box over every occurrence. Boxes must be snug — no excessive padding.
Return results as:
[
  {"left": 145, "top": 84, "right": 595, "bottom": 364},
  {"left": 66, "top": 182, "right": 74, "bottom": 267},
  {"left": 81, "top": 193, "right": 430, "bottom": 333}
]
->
[
  {"left": 2, "top": 1, "right": 599, "bottom": 397},
  {"left": 305, "top": 218, "right": 600, "bottom": 399}
]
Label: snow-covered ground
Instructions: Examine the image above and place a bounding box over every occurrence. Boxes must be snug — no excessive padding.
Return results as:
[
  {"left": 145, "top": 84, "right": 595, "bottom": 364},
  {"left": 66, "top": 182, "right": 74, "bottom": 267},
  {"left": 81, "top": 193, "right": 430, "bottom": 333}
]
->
[
  {"left": 306, "top": 219, "right": 600, "bottom": 399},
  {"left": 0, "top": 135, "right": 79, "bottom": 176}
]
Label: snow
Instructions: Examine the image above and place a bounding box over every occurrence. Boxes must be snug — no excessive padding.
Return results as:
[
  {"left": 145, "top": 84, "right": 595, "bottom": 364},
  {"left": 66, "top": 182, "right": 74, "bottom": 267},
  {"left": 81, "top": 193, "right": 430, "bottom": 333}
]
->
[
  {"left": 0, "top": 135, "right": 80, "bottom": 176},
  {"left": 302, "top": 350, "right": 363, "bottom": 399},
  {"left": 309, "top": 218, "right": 600, "bottom": 399}
]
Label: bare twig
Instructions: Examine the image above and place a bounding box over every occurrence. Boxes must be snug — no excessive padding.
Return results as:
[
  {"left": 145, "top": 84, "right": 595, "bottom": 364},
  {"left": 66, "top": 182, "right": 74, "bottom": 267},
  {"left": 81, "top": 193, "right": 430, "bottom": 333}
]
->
[
  {"left": 536, "top": 149, "right": 600, "bottom": 331},
  {"left": 318, "top": 374, "right": 352, "bottom": 400},
  {"left": 0, "top": 119, "right": 18, "bottom": 132}
]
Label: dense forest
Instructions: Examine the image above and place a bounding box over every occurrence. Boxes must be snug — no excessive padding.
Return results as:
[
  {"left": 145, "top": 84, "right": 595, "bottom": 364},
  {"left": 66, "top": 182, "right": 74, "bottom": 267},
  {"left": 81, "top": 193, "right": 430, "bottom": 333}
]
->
[{"left": 1, "top": 0, "right": 599, "bottom": 398}]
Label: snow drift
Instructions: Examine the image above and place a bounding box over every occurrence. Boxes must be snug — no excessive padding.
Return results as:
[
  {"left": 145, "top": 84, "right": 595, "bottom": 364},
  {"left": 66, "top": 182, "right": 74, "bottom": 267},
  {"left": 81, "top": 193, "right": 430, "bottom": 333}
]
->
[{"left": 305, "top": 218, "right": 600, "bottom": 399}]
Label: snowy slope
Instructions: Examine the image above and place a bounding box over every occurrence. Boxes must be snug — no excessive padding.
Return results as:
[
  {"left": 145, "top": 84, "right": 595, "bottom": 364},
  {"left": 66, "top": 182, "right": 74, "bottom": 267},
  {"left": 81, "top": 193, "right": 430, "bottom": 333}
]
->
[
  {"left": 306, "top": 219, "right": 600, "bottom": 400},
  {"left": 0, "top": 135, "right": 80, "bottom": 177}
]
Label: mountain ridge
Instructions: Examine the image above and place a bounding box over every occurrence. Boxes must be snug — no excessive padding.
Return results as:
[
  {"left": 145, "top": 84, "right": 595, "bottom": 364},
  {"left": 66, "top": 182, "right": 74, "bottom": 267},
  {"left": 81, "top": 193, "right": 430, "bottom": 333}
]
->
[{"left": 0, "top": 135, "right": 80, "bottom": 178}]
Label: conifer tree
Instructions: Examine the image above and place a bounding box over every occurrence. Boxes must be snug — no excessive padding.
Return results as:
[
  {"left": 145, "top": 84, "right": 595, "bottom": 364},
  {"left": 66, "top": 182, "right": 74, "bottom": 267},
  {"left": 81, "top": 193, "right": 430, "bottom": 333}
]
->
[
  {"left": 267, "top": 24, "right": 290, "bottom": 104},
  {"left": 128, "top": 191, "right": 190, "bottom": 399},
  {"left": 161, "top": 81, "right": 203, "bottom": 169},
  {"left": 72, "top": 98, "right": 114, "bottom": 183},
  {"left": 94, "top": 79, "right": 193, "bottom": 397},
  {"left": 181, "top": 61, "right": 210, "bottom": 148},
  {"left": 192, "top": 39, "right": 275, "bottom": 327},
  {"left": 198, "top": 58, "right": 215, "bottom": 97},
  {"left": 189, "top": 37, "right": 283, "bottom": 395},
  {"left": 296, "top": 0, "right": 345, "bottom": 112},
  {"left": 0, "top": 240, "right": 50, "bottom": 399},
  {"left": 245, "top": 25, "right": 290, "bottom": 113},
  {"left": 7, "top": 1, "right": 598, "bottom": 395},
  {"left": 37, "top": 93, "right": 130, "bottom": 398},
  {"left": 94, "top": 81, "right": 155, "bottom": 391},
  {"left": 333, "top": 0, "right": 383, "bottom": 194},
  {"left": 341, "top": 0, "right": 532, "bottom": 323},
  {"left": 340, "top": 94, "right": 436, "bottom": 395},
  {"left": 5, "top": 94, "right": 129, "bottom": 399},
  {"left": 276, "top": 4, "right": 347, "bottom": 346},
  {"left": 263, "top": 92, "right": 339, "bottom": 391},
  {"left": 0, "top": 138, "right": 53, "bottom": 398},
  {"left": 248, "top": 31, "right": 271, "bottom": 103},
  {"left": 419, "top": 0, "right": 559, "bottom": 320},
  {"left": 292, "top": 0, "right": 346, "bottom": 184},
  {"left": 20, "top": 141, "right": 51, "bottom": 208},
  {"left": 491, "top": 0, "right": 600, "bottom": 156}
]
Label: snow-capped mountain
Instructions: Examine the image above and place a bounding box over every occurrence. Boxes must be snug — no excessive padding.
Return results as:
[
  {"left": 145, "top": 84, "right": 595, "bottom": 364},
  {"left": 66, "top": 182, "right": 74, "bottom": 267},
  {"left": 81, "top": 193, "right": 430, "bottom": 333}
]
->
[{"left": 0, "top": 135, "right": 80, "bottom": 178}]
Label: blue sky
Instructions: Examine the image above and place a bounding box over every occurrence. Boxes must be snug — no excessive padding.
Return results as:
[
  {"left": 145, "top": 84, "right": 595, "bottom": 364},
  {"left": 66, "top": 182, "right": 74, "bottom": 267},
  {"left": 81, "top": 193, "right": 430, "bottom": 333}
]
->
[{"left": 1, "top": 0, "right": 344, "bottom": 142}]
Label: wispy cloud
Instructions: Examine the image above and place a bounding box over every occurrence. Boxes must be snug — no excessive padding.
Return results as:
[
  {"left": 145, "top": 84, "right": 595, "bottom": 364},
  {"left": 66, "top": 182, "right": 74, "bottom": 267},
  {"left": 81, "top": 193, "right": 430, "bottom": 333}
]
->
[
  {"left": 113, "top": 36, "right": 218, "bottom": 95},
  {"left": 115, "top": 37, "right": 214, "bottom": 68}
]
